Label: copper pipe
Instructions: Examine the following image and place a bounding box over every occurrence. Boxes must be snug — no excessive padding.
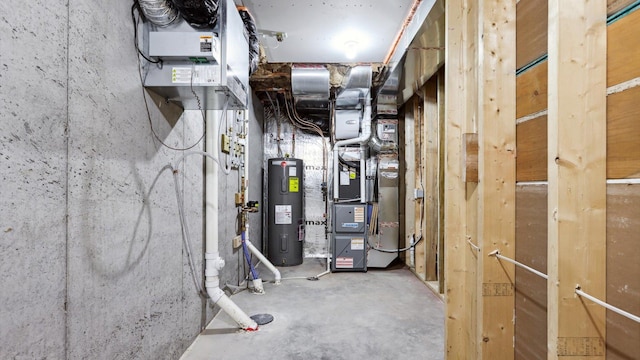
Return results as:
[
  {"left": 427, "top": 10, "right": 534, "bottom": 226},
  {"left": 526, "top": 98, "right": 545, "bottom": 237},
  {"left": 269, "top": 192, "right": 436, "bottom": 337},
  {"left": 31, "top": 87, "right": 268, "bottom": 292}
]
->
[{"left": 383, "top": 0, "right": 422, "bottom": 66}]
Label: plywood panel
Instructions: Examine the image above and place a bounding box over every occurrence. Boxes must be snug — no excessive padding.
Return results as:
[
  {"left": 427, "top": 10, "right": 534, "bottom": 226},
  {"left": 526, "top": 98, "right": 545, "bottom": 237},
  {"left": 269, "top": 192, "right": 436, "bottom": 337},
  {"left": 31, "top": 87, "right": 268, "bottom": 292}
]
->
[
  {"left": 607, "top": 86, "right": 640, "bottom": 179},
  {"left": 606, "top": 184, "right": 640, "bottom": 360},
  {"left": 515, "top": 185, "right": 548, "bottom": 360},
  {"left": 516, "top": 61, "right": 548, "bottom": 119},
  {"left": 608, "top": 7, "right": 640, "bottom": 87},
  {"left": 516, "top": 0, "right": 548, "bottom": 70},
  {"left": 608, "top": 0, "right": 637, "bottom": 15},
  {"left": 516, "top": 116, "right": 547, "bottom": 182}
]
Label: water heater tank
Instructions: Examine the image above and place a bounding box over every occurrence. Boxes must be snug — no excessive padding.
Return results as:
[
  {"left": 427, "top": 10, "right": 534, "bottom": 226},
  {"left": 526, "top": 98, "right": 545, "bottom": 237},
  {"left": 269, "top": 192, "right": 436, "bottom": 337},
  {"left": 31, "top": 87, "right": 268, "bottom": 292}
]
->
[{"left": 267, "top": 158, "right": 304, "bottom": 266}]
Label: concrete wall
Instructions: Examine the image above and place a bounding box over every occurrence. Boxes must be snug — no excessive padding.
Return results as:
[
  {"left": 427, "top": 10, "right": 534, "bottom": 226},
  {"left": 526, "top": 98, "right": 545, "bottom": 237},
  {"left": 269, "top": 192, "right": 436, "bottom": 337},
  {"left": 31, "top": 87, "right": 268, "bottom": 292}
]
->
[{"left": 0, "top": 1, "right": 264, "bottom": 359}]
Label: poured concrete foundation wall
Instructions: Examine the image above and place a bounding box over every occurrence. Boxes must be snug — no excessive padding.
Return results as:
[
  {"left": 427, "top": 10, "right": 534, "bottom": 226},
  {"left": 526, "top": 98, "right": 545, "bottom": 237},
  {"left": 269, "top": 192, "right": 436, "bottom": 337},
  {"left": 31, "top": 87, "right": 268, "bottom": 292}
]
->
[{"left": 0, "top": 1, "right": 263, "bottom": 358}]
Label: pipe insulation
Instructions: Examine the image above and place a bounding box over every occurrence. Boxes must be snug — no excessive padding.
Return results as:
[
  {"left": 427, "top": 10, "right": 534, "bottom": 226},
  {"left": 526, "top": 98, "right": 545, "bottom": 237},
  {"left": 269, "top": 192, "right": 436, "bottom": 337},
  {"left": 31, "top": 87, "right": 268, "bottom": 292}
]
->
[
  {"left": 238, "top": 7, "right": 259, "bottom": 75},
  {"left": 137, "top": 0, "right": 179, "bottom": 26},
  {"left": 205, "top": 110, "right": 257, "bottom": 330},
  {"left": 172, "top": 0, "right": 219, "bottom": 29}
]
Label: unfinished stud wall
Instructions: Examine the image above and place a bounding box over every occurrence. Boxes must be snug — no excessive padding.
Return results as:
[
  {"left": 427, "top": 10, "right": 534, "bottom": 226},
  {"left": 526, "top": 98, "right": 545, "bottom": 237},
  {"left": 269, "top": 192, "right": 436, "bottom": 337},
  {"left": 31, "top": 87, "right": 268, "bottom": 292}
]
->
[
  {"left": 0, "top": 1, "right": 264, "bottom": 359},
  {"left": 442, "top": 0, "right": 640, "bottom": 359},
  {"left": 514, "top": 1, "right": 640, "bottom": 358}
]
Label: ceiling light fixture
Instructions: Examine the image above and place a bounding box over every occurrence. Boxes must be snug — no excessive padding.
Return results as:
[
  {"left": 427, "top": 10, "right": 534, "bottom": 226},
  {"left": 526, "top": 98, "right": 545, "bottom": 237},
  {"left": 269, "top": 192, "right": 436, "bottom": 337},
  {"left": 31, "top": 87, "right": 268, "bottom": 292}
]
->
[{"left": 344, "top": 40, "right": 359, "bottom": 60}]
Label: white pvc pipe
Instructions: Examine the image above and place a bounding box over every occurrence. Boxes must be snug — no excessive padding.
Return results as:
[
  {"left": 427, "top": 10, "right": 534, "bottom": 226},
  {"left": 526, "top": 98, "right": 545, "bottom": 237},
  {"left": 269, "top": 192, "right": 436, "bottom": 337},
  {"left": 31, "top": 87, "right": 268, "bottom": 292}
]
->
[
  {"left": 246, "top": 240, "right": 281, "bottom": 284},
  {"left": 575, "top": 286, "right": 640, "bottom": 324},
  {"left": 205, "top": 109, "right": 258, "bottom": 331}
]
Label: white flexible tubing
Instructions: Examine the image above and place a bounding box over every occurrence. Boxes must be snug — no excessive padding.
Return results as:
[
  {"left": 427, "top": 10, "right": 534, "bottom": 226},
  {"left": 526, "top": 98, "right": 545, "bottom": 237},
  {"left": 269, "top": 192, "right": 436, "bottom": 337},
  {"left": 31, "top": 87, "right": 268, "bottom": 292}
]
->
[
  {"left": 205, "top": 110, "right": 257, "bottom": 330},
  {"left": 246, "top": 240, "right": 281, "bottom": 284},
  {"left": 332, "top": 97, "right": 372, "bottom": 199}
]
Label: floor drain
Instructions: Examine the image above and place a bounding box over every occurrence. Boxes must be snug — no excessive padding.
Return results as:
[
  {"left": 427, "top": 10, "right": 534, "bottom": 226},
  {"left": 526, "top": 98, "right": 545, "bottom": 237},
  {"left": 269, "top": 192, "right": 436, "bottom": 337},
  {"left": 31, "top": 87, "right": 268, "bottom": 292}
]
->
[{"left": 250, "top": 313, "right": 274, "bottom": 325}]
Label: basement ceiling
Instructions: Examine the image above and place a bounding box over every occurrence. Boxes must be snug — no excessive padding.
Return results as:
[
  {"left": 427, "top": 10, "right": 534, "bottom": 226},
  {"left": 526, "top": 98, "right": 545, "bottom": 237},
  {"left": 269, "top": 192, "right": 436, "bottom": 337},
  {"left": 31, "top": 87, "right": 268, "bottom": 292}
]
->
[{"left": 235, "top": 0, "right": 416, "bottom": 64}]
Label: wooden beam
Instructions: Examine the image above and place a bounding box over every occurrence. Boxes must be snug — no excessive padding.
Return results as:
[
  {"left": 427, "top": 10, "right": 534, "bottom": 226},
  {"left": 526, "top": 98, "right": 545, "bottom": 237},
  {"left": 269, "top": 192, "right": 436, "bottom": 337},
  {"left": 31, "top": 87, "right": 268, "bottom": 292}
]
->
[
  {"left": 424, "top": 78, "right": 439, "bottom": 282},
  {"left": 414, "top": 95, "right": 426, "bottom": 280},
  {"left": 547, "top": 1, "right": 607, "bottom": 358},
  {"left": 404, "top": 97, "right": 417, "bottom": 272},
  {"left": 476, "top": 1, "right": 517, "bottom": 359},
  {"left": 437, "top": 70, "right": 446, "bottom": 294},
  {"left": 444, "top": 0, "right": 479, "bottom": 358}
]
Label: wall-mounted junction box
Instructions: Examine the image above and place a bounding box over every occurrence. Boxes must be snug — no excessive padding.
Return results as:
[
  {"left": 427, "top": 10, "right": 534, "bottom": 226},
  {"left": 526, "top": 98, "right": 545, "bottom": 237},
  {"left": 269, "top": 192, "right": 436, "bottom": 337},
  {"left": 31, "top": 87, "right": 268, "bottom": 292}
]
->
[{"left": 233, "top": 235, "right": 242, "bottom": 249}]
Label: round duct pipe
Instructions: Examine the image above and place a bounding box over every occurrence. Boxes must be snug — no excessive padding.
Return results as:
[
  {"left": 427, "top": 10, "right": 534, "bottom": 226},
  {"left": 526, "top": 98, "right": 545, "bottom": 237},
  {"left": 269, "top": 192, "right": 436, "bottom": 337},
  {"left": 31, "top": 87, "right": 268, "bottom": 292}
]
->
[{"left": 137, "top": 0, "right": 179, "bottom": 26}]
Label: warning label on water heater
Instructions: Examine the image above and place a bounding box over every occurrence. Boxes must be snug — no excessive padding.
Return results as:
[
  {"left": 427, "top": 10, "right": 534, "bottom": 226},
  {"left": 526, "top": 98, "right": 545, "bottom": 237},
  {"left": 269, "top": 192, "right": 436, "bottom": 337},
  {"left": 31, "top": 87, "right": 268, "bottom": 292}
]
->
[{"left": 275, "top": 205, "right": 292, "bottom": 225}]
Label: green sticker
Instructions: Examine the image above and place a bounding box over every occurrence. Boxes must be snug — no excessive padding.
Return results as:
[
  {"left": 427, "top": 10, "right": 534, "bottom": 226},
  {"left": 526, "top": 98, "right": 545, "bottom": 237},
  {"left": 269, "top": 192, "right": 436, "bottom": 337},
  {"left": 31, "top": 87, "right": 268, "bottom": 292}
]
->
[{"left": 289, "top": 177, "right": 299, "bottom": 192}]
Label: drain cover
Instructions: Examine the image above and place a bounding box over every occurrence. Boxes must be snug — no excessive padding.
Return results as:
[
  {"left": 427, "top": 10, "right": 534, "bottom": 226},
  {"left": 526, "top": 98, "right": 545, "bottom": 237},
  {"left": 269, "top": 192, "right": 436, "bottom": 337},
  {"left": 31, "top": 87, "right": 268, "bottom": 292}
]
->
[{"left": 250, "top": 313, "right": 274, "bottom": 325}]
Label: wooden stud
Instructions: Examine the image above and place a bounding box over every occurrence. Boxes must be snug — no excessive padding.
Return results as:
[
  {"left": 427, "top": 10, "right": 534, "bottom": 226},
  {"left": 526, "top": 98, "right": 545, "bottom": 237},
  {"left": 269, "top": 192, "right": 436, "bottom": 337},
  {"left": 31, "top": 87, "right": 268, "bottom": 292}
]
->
[
  {"left": 414, "top": 95, "right": 426, "bottom": 280},
  {"left": 476, "top": 1, "right": 517, "bottom": 359},
  {"left": 403, "top": 97, "right": 417, "bottom": 272},
  {"left": 444, "top": 0, "right": 479, "bottom": 358},
  {"left": 437, "top": 70, "right": 446, "bottom": 294},
  {"left": 547, "top": 1, "right": 607, "bottom": 358},
  {"left": 424, "top": 78, "right": 439, "bottom": 282}
]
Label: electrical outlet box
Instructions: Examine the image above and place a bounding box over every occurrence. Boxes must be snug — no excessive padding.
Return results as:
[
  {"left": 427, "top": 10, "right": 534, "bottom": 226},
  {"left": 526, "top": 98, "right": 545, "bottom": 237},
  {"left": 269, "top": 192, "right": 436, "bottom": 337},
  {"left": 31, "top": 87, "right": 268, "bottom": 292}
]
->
[
  {"left": 414, "top": 188, "right": 424, "bottom": 199},
  {"left": 221, "top": 134, "right": 230, "bottom": 154},
  {"left": 233, "top": 235, "right": 242, "bottom": 249}
]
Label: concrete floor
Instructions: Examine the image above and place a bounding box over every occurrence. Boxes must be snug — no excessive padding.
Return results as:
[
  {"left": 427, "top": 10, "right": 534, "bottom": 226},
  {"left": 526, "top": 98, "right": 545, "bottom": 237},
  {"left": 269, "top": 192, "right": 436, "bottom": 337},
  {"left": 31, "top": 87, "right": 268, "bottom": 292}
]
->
[{"left": 180, "top": 259, "right": 445, "bottom": 360}]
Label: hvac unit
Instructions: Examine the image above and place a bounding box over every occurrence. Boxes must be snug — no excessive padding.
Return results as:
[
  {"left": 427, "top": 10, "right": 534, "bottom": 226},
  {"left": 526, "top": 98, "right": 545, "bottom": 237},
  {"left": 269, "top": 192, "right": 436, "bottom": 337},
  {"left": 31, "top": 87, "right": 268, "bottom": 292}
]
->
[{"left": 142, "top": 0, "right": 249, "bottom": 110}]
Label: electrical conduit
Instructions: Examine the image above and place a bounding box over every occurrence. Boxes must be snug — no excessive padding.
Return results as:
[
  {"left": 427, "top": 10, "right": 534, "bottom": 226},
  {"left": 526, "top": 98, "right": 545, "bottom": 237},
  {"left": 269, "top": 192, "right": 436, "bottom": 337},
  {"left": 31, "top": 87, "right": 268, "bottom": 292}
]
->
[{"left": 205, "top": 109, "right": 257, "bottom": 331}]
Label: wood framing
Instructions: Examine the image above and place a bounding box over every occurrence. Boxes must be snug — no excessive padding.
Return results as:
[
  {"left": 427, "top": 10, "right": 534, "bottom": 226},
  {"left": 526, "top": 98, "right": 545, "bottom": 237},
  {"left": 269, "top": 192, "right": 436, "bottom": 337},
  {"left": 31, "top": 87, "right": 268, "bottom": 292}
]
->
[
  {"left": 413, "top": 95, "right": 426, "bottom": 279},
  {"left": 424, "top": 78, "right": 439, "bottom": 282},
  {"left": 476, "top": 1, "right": 517, "bottom": 359},
  {"left": 444, "top": 0, "right": 478, "bottom": 358},
  {"left": 547, "top": 1, "right": 607, "bottom": 358},
  {"left": 404, "top": 97, "right": 418, "bottom": 272},
  {"left": 463, "top": 133, "right": 479, "bottom": 183}
]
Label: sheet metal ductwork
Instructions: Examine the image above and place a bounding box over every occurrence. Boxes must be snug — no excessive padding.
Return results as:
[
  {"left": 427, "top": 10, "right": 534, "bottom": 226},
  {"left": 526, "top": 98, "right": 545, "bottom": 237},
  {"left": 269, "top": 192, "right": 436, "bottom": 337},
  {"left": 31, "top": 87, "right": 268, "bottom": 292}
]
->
[
  {"left": 369, "top": 63, "right": 400, "bottom": 153},
  {"left": 172, "top": 0, "right": 220, "bottom": 29},
  {"left": 335, "top": 66, "right": 372, "bottom": 109},
  {"left": 137, "top": 0, "right": 179, "bottom": 26},
  {"left": 291, "top": 66, "right": 331, "bottom": 133}
]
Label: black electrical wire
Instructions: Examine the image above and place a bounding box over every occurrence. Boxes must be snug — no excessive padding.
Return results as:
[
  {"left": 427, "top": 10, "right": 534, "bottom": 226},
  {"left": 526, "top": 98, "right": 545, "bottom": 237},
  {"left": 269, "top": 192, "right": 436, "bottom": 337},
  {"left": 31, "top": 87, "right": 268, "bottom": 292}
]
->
[{"left": 131, "top": 2, "right": 162, "bottom": 65}]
